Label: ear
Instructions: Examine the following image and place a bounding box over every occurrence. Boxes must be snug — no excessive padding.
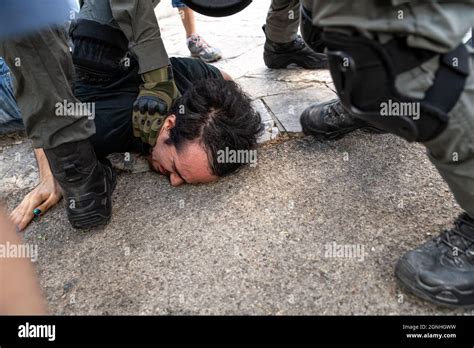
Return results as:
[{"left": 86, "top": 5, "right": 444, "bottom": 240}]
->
[
  {"left": 164, "top": 114, "right": 176, "bottom": 131},
  {"left": 156, "top": 114, "right": 176, "bottom": 145}
]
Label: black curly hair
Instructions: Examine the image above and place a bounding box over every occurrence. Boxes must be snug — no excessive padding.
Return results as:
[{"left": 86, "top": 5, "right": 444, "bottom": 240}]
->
[{"left": 165, "top": 79, "right": 263, "bottom": 177}]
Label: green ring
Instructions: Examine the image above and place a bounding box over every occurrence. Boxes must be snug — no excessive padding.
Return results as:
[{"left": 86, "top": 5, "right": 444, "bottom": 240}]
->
[{"left": 33, "top": 208, "right": 41, "bottom": 216}]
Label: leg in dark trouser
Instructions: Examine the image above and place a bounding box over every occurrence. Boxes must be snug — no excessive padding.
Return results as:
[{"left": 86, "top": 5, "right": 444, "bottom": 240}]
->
[
  {"left": 298, "top": 3, "right": 380, "bottom": 138},
  {"left": 0, "top": 27, "right": 116, "bottom": 229},
  {"left": 263, "top": 0, "right": 327, "bottom": 69},
  {"left": 0, "top": 27, "right": 94, "bottom": 149},
  {"left": 265, "top": 0, "right": 300, "bottom": 44}
]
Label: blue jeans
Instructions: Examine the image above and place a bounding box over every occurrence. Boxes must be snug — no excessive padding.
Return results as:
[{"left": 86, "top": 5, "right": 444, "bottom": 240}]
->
[
  {"left": 0, "top": 57, "right": 23, "bottom": 134},
  {"left": 172, "top": 0, "right": 186, "bottom": 8}
]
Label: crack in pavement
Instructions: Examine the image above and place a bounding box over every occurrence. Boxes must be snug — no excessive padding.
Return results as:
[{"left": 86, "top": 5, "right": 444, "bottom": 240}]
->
[{"left": 242, "top": 74, "right": 330, "bottom": 86}]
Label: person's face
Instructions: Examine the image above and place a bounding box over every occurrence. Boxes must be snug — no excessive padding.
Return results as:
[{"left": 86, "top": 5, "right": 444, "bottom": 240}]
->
[{"left": 148, "top": 115, "right": 219, "bottom": 187}]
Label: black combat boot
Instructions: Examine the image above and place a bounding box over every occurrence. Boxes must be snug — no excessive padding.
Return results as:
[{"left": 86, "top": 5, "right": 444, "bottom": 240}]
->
[
  {"left": 44, "top": 139, "right": 116, "bottom": 229},
  {"left": 262, "top": 25, "right": 327, "bottom": 69},
  {"left": 396, "top": 213, "right": 474, "bottom": 308},
  {"left": 300, "top": 99, "right": 385, "bottom": 140}
]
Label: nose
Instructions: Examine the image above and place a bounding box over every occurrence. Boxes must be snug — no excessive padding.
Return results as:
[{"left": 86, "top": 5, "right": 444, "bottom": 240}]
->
[{"left": 170, "top": 173, "right": 184, "bottom": 187}]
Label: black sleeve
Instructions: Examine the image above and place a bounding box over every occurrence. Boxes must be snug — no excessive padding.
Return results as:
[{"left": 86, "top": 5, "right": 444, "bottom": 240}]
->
[{"left": 170, "top": 57, "right": 224, "bottom": 95}]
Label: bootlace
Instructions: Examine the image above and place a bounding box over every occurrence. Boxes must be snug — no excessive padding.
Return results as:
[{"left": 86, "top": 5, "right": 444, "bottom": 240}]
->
[
  {"left": 294, "top": 35, "right": 306, "bottom": 49},
  {"left": 323, "top": 100, "right": 345, "bottom": 121},
  {"left": 437, "top": 213, "right": 474, "bottom": 258}
]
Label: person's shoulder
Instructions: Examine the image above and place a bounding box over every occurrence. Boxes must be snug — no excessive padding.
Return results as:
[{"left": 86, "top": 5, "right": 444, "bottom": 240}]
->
[{"left": 170, "top": 57, "right": 224, "bottom": 86}]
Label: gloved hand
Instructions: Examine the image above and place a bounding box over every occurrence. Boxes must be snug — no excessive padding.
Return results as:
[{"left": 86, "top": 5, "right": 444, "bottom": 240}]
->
[{"left": 133, "top": 65, "right": 180, "bottom": 146}]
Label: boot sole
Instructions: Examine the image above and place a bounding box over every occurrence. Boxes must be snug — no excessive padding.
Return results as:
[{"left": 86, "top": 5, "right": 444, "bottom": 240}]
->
[
  {"left": 264, "top": 51, "right": 328, "bottom": 70},
  {"left": 395, "top": 261, "right": 474, "bottom": 309}
]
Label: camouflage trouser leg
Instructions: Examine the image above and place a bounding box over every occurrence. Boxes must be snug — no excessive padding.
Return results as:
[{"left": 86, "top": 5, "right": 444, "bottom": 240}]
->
[
  {"left": 265, "top": 0, "right": 300, "bottom": 43},
  {"left": 0, "top": 26, "right": 95, "bottom": 149},
  {"left": 410, "top": 51, "right": 474, "bottom": 217},
  {"left": 335, "top": 40, "right": 474, "bottom": 217},
  {"left": 306, "top": 0, "right": 474, "bottom": 217}
]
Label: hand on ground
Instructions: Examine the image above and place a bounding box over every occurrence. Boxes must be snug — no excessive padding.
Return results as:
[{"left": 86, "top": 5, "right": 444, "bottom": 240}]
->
[{"left": 10, "top": 177, "right": 62, "bottom": 231}]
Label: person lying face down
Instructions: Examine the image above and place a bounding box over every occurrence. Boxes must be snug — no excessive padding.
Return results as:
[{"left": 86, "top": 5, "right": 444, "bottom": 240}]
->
[
  {"left": 149, "top": 77, "right": 262, "bottom": 186},
  {"left": 10, "top": 57, "right": 263, "bottom": 230},
  {"left": 77, "top": 56, "right": 263, "bottom": 186}
]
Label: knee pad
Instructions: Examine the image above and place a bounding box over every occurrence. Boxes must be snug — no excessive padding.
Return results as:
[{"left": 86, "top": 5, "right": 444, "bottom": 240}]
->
[
  {"left": 70, "top": 19, "right": 133, "bottom": 84},
  {"left": 323, "top": 31, "right": 470, "bottom": 142},
  {"left": 300, "top": 5, "right": 325, "bottom": 54}
]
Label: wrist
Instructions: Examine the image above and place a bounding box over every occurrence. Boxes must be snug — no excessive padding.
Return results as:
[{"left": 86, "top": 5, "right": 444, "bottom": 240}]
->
[
  {"left": 142, "top": 65, "right": 174, "bottom": 84},
  {"left": 39, "top": 171, "right": 55, "bottom": 181}
]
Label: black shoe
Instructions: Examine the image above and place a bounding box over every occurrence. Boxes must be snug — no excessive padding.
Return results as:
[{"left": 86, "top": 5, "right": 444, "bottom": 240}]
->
[
  {"left": 396, "top": 213, "right": 474, "bottom": 308},
  {"left": 263, "top": 25, "right": 328, "bottom": 69},
  {"left": 44, "top": 139, "right": 116, "bottom": 229},
  {"left": 300, "top": 99, "right": 385, "bottom": 139}
]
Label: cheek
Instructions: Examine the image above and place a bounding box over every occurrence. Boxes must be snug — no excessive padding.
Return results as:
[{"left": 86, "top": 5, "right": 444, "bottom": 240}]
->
[
  {"left": 155, "top": 143, "right": 173, "bottom": 169},
  {"left": 189, "top": 163, "right": 218, "bottom": 183}
]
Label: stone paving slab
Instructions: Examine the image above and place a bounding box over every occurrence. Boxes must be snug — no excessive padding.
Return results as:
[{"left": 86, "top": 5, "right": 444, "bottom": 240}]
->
[
  {"left": 263, "top": 85, "right": 336, "bottom": 133},
  {"left": 252, "top": 100, "right": 280, "bottom": 143}
]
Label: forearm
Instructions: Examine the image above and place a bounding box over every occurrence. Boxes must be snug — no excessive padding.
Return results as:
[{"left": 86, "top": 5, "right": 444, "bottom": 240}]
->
[
  {"left": 109, "top": 0, "right": 169, "bottom": 73},
  {"left": 10, "top": 149, "right": 63, "bottom": 232},
  {"left": 34, "top": 148, "right": 53, "bottom": 180}
]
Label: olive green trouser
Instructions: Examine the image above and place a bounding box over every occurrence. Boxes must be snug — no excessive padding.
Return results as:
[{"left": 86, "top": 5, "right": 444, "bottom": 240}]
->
[
  {"left": 265, "top": 0, "right": 300, "bottom": 43},
  {"left": 308, "top": 0, "right": 474, "bottom": 217},
  {"left": 79, "top": 0, "right": 168, "bottom": 74},
  {"left": 0, "top": 27, "right": 95, "bottom": 149},
  {"left": 417, "top": 52, "right": 474, "bottom": 217}
]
